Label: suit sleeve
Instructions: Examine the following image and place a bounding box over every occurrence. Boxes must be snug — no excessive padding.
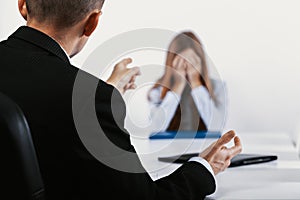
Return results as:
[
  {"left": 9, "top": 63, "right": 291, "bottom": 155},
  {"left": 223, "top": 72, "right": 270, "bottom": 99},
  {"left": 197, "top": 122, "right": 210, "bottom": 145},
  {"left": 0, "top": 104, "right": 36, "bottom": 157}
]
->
[{"left": 74, "top": 74, "right": 216, "bottom": 200}]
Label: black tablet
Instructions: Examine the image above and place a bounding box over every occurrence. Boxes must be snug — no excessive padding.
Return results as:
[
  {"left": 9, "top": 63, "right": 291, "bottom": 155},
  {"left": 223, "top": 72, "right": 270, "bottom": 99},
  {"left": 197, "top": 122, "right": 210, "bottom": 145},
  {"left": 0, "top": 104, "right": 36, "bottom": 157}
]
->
[{"left": 158, "top": 153, "right": 278, "bottom": 167}]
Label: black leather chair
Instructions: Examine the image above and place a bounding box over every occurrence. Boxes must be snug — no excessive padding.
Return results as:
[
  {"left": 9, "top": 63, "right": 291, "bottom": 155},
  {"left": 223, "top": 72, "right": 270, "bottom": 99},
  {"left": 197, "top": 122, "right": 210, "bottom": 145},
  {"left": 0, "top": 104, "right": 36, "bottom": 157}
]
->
[{"left": 0, "top": 92, "right": 45, "bottom": 200}]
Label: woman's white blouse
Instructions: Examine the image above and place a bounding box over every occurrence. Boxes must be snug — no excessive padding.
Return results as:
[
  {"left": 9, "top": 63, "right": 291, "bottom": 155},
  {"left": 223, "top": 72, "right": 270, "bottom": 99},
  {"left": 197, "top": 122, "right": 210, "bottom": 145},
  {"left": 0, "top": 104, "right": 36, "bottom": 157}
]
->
[{"left": 148, "top": 80, "right": 227, "bottom": 132}]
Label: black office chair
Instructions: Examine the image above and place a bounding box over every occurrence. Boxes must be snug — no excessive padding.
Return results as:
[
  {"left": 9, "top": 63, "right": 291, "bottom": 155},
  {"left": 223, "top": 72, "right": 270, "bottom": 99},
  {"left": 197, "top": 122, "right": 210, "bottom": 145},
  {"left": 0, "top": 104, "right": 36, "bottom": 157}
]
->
[{"left": 0, "top": 92, "right": 45, "bottom": 200}]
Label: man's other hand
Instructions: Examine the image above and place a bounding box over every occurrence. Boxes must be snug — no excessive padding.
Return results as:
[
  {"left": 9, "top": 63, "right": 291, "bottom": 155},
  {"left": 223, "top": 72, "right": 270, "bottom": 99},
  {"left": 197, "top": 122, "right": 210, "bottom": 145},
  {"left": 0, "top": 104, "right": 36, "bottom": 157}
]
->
[
  {"left": 199, "top": 130, "right": 242, "bottom": 175},
  {"left": 107, "top": 58, "right": 141, "bottom": 94}
]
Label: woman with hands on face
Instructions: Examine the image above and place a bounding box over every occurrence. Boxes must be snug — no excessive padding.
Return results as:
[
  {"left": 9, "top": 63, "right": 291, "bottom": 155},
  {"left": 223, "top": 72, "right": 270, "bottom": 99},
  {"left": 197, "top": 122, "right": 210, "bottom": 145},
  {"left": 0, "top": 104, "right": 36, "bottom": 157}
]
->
[
  {"left": 148, "top": 31, "right": 226, "bottom": 133},
  {"left": 171, "top": 48, "right": 204, "bottom": 95}
]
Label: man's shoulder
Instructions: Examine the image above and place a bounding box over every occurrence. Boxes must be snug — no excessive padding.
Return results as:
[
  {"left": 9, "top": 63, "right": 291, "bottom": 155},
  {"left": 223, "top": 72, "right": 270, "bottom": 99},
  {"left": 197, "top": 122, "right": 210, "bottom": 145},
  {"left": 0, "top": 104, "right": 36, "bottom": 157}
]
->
[{"left": 0, "top": 39, "right": 7, "bottom": 46}]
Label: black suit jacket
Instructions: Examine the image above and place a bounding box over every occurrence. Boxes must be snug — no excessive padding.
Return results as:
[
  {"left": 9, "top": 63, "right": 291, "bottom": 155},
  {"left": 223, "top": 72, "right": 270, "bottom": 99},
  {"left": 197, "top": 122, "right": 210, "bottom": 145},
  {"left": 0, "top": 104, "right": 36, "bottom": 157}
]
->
[{"left": 0, "top": 26, "right": 215, "bottom": 200}]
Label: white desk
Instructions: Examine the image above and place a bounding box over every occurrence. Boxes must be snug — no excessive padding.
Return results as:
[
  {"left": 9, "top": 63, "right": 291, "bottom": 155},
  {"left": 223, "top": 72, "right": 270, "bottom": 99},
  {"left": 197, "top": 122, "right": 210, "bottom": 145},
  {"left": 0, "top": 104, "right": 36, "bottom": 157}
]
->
[{"left": 131, "top": 131, "right": 300, "bottom": 199}]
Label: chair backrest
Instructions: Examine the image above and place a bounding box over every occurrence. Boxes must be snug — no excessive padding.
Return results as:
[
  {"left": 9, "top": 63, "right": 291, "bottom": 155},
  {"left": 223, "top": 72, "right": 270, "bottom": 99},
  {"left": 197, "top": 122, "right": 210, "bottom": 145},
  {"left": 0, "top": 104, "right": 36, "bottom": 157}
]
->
[{"left": 0, "top": 92, "right": 45, "bottom": 200}]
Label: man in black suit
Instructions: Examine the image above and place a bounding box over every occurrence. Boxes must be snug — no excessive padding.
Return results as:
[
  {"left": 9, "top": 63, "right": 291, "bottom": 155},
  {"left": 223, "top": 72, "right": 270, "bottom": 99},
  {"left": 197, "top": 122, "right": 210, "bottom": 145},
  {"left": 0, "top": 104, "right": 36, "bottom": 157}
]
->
[{"left": 0, "top": 0, "right": 242, "bottom": 199}]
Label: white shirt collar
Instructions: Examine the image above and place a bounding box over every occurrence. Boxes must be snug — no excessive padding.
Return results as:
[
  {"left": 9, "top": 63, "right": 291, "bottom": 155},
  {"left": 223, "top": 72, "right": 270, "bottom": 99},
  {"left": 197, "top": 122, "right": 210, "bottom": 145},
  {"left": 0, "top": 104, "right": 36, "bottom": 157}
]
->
[{"left": 58, "top": 44, "right": 72, "bottom": 64}]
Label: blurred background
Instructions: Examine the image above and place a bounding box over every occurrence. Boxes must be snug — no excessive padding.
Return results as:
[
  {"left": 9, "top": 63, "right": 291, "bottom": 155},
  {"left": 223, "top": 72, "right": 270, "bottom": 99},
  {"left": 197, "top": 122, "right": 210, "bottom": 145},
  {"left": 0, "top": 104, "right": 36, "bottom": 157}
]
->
[{"left": 2, "top": 0, "right": 300, "bottom": 142}]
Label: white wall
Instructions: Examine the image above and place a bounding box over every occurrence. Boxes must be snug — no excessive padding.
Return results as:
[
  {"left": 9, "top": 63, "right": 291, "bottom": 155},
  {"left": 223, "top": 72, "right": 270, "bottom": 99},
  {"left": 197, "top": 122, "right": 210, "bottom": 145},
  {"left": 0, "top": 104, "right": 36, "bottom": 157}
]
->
[{"left": 2, "top": 0, "right": 300, "bottom": 136}]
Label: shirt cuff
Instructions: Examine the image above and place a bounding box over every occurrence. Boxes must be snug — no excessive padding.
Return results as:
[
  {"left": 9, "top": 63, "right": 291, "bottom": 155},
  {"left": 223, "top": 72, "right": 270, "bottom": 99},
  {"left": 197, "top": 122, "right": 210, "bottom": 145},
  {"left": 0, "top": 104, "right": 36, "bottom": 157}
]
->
[{"left": 188, "top": 157, "right": 216, "bottom": 184}]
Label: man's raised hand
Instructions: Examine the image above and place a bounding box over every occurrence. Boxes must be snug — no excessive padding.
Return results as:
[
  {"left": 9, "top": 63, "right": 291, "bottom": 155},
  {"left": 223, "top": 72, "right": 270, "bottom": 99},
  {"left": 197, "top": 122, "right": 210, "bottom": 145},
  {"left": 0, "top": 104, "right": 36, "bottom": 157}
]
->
[
  {"left": 107, "top": 58, "right": 141, "bottom": 94},
  {"left": 199, "top": 130, "right": 242, "bottom": 175}
]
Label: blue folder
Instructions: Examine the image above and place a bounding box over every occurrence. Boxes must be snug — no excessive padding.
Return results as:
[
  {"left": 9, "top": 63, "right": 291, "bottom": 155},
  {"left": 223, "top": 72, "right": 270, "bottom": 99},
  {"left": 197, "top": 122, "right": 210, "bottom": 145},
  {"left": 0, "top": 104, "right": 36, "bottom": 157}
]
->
[{"left": 149, "top": 131, "right": 222, "bottom": 139}]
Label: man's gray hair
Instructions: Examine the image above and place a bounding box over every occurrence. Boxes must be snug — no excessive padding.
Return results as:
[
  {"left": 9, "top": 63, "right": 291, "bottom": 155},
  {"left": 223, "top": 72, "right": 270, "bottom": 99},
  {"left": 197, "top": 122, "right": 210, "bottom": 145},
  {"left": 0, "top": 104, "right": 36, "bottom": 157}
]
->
[{"left": 26, "top": 0, "right": 105, "bottom": 28}]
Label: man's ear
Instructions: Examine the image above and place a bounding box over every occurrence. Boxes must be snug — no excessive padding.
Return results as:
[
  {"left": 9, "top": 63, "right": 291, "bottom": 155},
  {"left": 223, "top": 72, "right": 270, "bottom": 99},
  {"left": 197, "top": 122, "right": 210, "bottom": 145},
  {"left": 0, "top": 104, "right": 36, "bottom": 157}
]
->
[
  {"left": 83, "top": 11, "right": 101, "bottom": 37},
  {"left": 18, "top": 0, "right": 28, "bottom": 21}
]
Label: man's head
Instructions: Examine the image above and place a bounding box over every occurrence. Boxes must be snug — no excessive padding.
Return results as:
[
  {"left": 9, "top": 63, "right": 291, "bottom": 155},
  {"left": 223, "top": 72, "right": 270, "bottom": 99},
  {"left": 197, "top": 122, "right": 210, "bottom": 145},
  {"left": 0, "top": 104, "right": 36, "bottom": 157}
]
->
[
  {"left": 20, "top": 0, "right": 105, "bottom": 28},
  {"left": 18, "top": 0, "right": 105, "bottom": 57}
]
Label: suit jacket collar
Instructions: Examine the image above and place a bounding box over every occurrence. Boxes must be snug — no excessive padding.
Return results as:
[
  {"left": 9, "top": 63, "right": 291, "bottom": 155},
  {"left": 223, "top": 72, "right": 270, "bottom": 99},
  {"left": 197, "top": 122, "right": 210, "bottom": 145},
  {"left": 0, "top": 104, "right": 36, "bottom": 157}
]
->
[{"left": 9, "top": 26, "right": 71, "bottom": 64}]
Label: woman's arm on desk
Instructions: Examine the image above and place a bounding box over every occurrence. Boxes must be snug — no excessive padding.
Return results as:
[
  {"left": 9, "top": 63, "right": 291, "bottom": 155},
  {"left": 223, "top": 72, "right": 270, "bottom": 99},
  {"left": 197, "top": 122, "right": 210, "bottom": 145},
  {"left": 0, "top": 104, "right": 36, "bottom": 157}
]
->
[{"left": 148, "top": 87, "right": 180, "bottom": 132}]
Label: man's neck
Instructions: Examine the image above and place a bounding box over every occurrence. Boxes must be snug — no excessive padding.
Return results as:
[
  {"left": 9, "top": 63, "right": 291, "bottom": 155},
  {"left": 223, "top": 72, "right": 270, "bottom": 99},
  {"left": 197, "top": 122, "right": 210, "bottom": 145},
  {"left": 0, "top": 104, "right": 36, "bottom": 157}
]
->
[{"left": 26, "top": 21, "right": 75, "bottom": 57}]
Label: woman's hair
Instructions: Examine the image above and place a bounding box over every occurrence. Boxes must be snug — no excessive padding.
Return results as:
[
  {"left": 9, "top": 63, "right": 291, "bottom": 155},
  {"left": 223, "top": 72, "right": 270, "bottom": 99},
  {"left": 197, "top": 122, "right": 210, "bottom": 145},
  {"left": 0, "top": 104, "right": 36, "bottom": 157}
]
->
[{"left": 151, "top": 31, "right": 216, "bottom": 103}]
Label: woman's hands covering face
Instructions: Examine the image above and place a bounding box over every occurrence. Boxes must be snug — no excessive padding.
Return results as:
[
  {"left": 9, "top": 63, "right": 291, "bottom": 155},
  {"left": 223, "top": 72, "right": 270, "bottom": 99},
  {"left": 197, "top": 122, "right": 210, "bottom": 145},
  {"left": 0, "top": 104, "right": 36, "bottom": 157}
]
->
[{"left": 172, "top": 49, "right": 202, "bottom": 90}]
